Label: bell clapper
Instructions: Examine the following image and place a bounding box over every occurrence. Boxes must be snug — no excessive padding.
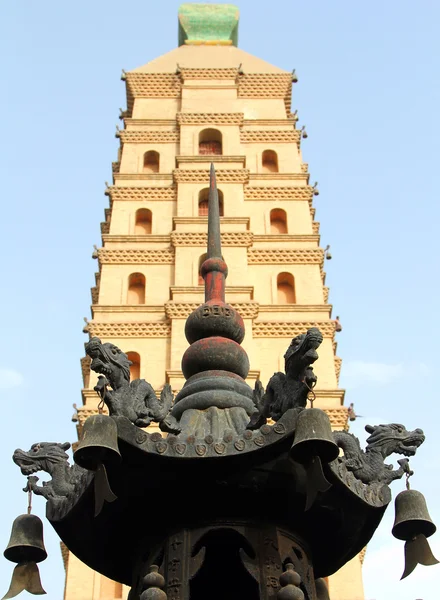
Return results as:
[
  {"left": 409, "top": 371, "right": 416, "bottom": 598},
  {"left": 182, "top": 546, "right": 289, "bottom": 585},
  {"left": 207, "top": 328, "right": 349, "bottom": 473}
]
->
[
  {"left": 392, "top": 465, "right": 439, "bottom": 579},
  {"left": 2, "top": 488, "right": 47, "bottom": 599},
  {"left": 94, "top": 463, "right": 118, "bottom": 518}
]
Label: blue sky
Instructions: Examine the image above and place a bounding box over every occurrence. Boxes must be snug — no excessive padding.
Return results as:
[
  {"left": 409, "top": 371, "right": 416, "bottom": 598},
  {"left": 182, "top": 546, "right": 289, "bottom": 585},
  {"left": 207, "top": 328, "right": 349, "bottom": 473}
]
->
[{"left": 0, "top": 1, "right": 439, "bottom": 599}]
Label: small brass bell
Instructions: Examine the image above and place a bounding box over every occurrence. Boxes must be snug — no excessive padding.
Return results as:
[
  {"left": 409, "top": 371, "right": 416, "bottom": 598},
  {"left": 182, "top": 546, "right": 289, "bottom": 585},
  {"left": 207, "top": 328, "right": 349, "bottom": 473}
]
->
[
  {"left": 392, "top": 489, "right": 439, "bottom": 579},
  {"left": 2, "top": 514, "right": 47, "bottom": 598},
  {"left": 290, "top": 408, "right": 339, "bottom": 511},
  {"left": 74, "top": 414, "right": 121, "bottom": 517}
]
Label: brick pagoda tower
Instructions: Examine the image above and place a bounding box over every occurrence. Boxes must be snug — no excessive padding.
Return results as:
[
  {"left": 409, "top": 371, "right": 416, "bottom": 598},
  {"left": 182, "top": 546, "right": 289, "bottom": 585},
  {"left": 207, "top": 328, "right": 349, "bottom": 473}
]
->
[{"left": 65, "top": 4, "right": 364, "bottom": 599}]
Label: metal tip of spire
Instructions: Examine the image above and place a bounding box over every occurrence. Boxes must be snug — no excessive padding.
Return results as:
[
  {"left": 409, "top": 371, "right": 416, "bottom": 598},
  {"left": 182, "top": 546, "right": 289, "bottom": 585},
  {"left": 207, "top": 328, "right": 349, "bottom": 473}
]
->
[{"left": 207, "top": 164, "right": 222, "bottom": 259}]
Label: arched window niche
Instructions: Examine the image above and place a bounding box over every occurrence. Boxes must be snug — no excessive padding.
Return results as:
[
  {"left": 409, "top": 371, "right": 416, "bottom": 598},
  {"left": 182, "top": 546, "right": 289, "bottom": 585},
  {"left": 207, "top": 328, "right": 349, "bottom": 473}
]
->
[
  {"left": 135, "top": 208, "right": 152, "bottom": 234},
  {"left": 270, "top": 208, "right": 288, "bottom": 234},
  {"left": 262, "top": 150, "right": 279, "bottom": 173},
  {"left": 126, "top": 352, "right": 140, "bottom": 381},
  {"left": 198, "top": 253, "right": 207, "bottom": 285},
  {"left": 127, "top": 273, "right": 146, "bottom": 304},
  {"left": 277, "top": 272, "right": 296, "bottom": 304},
  {"left": 198, "top": 188, "right": 224, "bottom": 216},
  {"left": 199, "top": 129, "right": 222, "bottom": 155},
  {"left": 143, "top": 150, "right": 159, "bottom": 173}
]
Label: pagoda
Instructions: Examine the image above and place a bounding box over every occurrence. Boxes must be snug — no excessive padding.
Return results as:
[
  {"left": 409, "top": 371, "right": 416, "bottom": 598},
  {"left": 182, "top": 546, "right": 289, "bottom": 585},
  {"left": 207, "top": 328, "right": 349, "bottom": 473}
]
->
[
  {"left": 8, "top": 5, "right": 435, "bottom": 600},
  {"left": 75, "top": 4, "right": 354, "bottom": 599}
]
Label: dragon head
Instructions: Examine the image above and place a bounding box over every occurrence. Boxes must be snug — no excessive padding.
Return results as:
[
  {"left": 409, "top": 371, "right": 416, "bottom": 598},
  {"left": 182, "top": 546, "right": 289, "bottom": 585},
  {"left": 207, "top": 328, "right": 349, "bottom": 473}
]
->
[
  {"left": 85, "top": 337, "right": 131, "bottom": 386},
  {"left": 365, "top": 424, "right": 425, "bottom": 458},
  {"left": 284, "top": 327, "right": 323, "bottom": 379},
  {"left": 13, "top": 442, "right": 71, "bottom": 476}
]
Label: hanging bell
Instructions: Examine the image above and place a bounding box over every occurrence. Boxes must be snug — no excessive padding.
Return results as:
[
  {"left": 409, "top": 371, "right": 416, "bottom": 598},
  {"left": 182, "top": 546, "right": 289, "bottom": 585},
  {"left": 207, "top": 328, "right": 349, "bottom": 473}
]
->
[
  {"left": 325, "top": 252, "right": 332, "bottom": 260},
  {"left": 392, "top": 489, "right": 439, "bottom": 579},
  {"left": 290, "top": 408, "right": 339, "bottom": 511},
  {"left": 2, "top": 514, "right": 47, "bottom": 599},
  {"left": 74, "top": 414, "right": 121, "bottom": 517}
]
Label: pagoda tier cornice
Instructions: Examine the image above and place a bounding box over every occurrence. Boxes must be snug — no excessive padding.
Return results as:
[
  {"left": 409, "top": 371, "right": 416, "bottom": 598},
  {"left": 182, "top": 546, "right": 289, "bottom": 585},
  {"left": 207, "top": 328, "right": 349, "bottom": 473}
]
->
[
  {"left": 100, "top": 232, "right": 319, "bottom": 246},
  {"left": 97, "top": 248, "right": 175, "bottom": 264},
  {"left": 243, "top": 118, "right": 297, "bottom": 126},
  {"left": 114, "top": 173, "right": 174, "bottom": 182},
  {"left": 118, "top": 130, "right": 179, "bottom": 143},
  {"left": 105, "top": 186, "right": 177, "bottom": 201},
  {"left": 122, "top": 116, "right": 297, "bottom": 128},
  {"left": 89, "top": 303, "right": 332, "bottom": 321},
  {"left": 173, "top": 168, "right": 249, "bottom": 183},
  {"left": 173, "top": 216, "right": 250, "bottom": 227},
  {"left": 249, "top": 173, "right": 309, "bottom": 182},
  {"left": 247, "top": 248, "right": 324, "bottom": 264},
  {"left": 124, "top": 119, "right": 176, "bottom": 127},
  {"left": 253, "top": 321, "right": 336, "bottom": 338},
  {"left": 170, "top": 231, "right": 253, "bottom": 247},
  {"left": 92, "top": 305, "right": 168, "bottom": 315},
  {"left": 253, "top": 234, "right": 319, "bottom": 243},
  {"left": 86, "top": 321, "right": 171, "bottom": 338},
  {"left": 244, "top": 185, "right": 314, "bottom": 203},
  {"left": 177, "top": 112, "right": 244, "bottom": 125},
  {"left": 259, "top": 304, "right": 332, "bottom": 314},
  {"left": 240, "top": 130, "right": 300, "bottom": 144},
  {"left": 170, "top": 286, "right": 254, "bottom": 299},
  {"left": 175, "top": 155, "right": 246, "bottom": 166},
  {"left": 101, "top": 234, "right": 170, "bottom": 243}
]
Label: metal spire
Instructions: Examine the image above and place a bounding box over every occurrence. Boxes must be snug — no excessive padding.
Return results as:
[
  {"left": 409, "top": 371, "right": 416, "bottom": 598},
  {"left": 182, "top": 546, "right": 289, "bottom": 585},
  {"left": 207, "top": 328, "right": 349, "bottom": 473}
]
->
[{"left": 207, "top": 163, "right": 221, "bottom": 259}]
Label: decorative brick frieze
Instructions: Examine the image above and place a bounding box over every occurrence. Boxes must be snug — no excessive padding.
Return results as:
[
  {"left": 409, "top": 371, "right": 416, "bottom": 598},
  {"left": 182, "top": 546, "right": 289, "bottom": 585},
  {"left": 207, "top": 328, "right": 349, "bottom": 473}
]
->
[
  {"left": 238, "top": 73, "right": 293, "bottom": 112},
  {"left": 247, "top": 248, "right": 323, "bottom": 264},
  {"left": 323, "top": 287, "right": 329, "bottom": 303},
  {"left": 334, "top": 357, "right": 342, "bottom": 384},
  {"left": 312, "top": 222, "right": 320, "bottom": 234},
  {"left": 165, "top": 302, "right": 259, "bottom": 320},
  {"left": 253, "top": 321, "right": 335, "bottom": 338},
  {"left": 125, "top": 73, "right": 181, "bottom": 111},
  {"left": 244, "top": 186, "right": 313, "bottom": 202},
  {"left": 173, "top": 169, "right": 249, "bottom": 183},
  {"left": 180, "top": 67, "right": 239, "bottom": 79},
  {"left": 87, "top": 321, "right": 171, "bottom": 338},
  {"left": 100, "top": 222, "right": 110, "bottom": 234},
  {"left": 80, "top": 356, "right": 91, "bottom": 387},
  {"left": 325, "top": 407, "right": 349, "bottom": 430},
  {"left": 177, "top": 112, "right": 244, "bottom": 125},
  {"left": 240, "top": 130, "right": 300, "bottom": 144},
  {"left": 98, "top": 249, "right": 175, "bottom": 264},
  {"left": 106, "top": 186, "right": 177, "bottom": 201},
  {"left": 118, "top": 130, "right": 180, "bottom": 143},
  {"left": 91, "top": 287, "right": 99, "bottom": 304},
  {"left": 171, "top": 231, "right": 253, "bottom": 247},
  {"left": 301, "top": 163, "right": 309, "bottom": 173},
  {"left": 60, "top": 543, "right": 69, "bottom": 572}
]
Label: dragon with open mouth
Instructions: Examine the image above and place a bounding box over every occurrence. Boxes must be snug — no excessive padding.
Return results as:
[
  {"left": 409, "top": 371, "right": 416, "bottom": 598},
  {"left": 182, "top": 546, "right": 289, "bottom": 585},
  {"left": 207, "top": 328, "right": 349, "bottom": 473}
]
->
[
  {"left": 13, "top": 442, "right": 84, "bottom": 500},
  {"left": 85, "top": 337, "right": 180, "bottom": 432},
  {"left": 248, "top": 328, "right": 323, "bottom": 428},
  {"left": 333, "top": 423, "right": 425, "bottom": 485}
]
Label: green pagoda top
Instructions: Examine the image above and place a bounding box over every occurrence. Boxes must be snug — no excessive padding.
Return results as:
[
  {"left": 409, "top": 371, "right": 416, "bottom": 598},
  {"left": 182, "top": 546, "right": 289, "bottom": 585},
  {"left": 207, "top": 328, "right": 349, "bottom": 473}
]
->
[{"left": 178, "top": 4, "right": 239, "bottom": 46}]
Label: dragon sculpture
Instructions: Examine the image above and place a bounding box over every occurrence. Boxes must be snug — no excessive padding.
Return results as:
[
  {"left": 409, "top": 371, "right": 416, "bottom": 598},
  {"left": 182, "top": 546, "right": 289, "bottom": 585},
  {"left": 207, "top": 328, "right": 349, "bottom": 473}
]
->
[
  {"left": 334, "top": 423, "right": 425, "bottom": 485},
  {"left": 85, "top": 337, "right": 180, "bottom": 433},
  {"left": 13, "top": 442, "right": 85, "bottom": 500},
  {"left": 248, "top": 328, "right": 323, "bottom": 429}
]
